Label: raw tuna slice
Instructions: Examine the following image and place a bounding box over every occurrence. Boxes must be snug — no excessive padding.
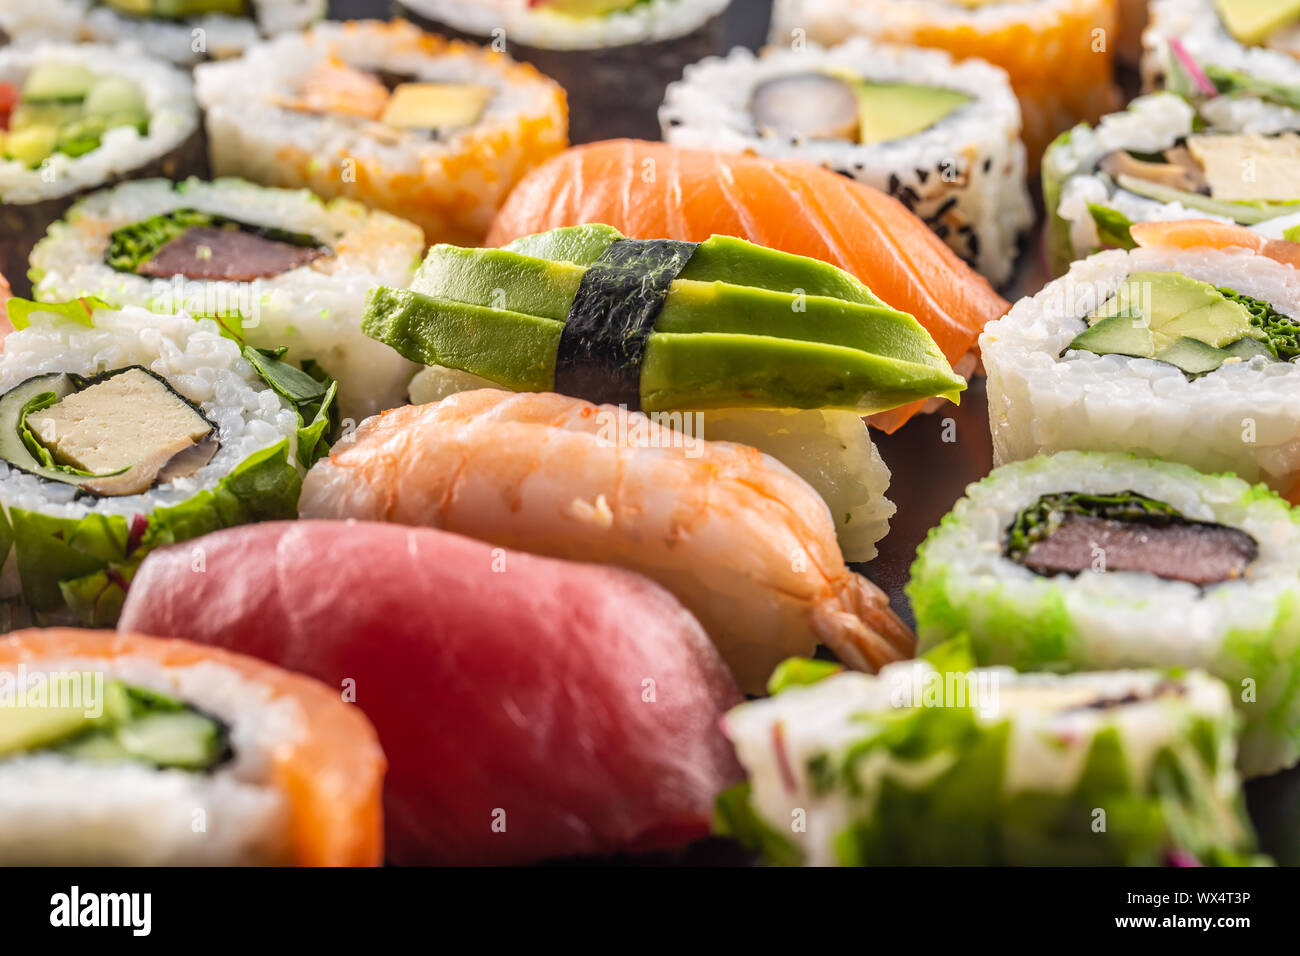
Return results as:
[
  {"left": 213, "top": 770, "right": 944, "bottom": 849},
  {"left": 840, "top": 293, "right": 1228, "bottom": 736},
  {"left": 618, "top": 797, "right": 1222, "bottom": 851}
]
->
[{"left": 118, "top": 519, "right": 742, "bottom": 865}]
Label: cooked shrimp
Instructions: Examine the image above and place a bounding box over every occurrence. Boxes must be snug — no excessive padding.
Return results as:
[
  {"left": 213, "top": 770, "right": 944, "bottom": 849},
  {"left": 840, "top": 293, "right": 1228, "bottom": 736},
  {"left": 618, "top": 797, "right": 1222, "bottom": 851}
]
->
[{"left": 299, "top": 389, "right": 915, "bottom": 694}]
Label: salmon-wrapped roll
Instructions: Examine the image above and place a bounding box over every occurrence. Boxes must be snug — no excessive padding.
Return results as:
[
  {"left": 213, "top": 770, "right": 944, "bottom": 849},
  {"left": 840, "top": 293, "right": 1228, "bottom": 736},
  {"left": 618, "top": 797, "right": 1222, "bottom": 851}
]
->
[
  {"left": 0, "top": 628, "right": 384, "bottom": 865},
  {"left": 298, "top": 390, "right": 916, "bottom": 694}
]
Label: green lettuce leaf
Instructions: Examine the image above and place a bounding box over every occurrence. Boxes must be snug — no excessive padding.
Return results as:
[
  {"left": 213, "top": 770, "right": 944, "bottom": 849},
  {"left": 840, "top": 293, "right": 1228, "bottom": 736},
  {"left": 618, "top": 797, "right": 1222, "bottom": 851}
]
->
[
  {"left": 1087, "top": 204, "right": 1138, "bottom": 251},
  {"left": 5, "top": 296, "right": 109, "bottom": 331}
]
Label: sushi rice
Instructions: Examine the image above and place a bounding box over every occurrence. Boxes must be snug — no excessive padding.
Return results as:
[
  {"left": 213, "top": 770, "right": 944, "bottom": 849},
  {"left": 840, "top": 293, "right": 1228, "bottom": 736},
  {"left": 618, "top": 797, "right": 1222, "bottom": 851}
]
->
[
  {"left": 0, "top": 0, "right": 325, "bottom": 67},
  {"left": 719, "top": 661, "right": 1263, "bottom": 865},
  {"left": 660, "top": 40, "right": 1033, "bottom": 287},
  {"left": 981, "top": 244, "right": 1300, "bottom": 490},
  {"left": 0, "top": 303, "right": 327, "bottom": 628},
  {"left": 28, "top": 177, "right": 426, "bottom": 421},
  {"left": 908, "top": 451, "right": 1300, "bottom": 777},
  {"left": 768, "top": 0, "right": 1123, "bottom": 166},
  {"left": 195, "top": 19, "right": 569, "bottom": 245}
]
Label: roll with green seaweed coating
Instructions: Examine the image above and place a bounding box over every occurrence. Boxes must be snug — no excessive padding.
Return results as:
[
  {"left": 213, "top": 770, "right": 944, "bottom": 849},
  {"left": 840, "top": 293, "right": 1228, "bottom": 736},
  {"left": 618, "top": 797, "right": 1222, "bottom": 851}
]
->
[
  {"left": 908, "top": 451, "right": 1300, "bottom": 777},
  {"left": 0, "top": 44, "right": 202, "bottom": 299},
  {"left": 363, "top": 223, "right": 966, "bottom": 560},
  {"left": 0, "top": 298, "right": 336, "bottom": 630},
  {"left": 29, "top": 178, "right": 425, "bottom": 421},
  {"left": 718, "top": 657, "right": 1265, "bottom": 866}
]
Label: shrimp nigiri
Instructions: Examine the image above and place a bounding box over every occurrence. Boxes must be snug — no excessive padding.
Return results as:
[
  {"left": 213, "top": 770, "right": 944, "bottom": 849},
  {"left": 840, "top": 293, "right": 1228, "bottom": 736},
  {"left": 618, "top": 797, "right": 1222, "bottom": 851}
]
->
[{"left": 299, "top": 389, "right": 915, "bottom": 694}]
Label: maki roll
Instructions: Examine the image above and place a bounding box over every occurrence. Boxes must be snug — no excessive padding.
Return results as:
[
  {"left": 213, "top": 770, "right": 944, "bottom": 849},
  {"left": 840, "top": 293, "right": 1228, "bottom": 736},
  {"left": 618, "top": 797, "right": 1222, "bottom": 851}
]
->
[
  {"left": 29, "top": 177, "right": 426, "bottom": 421},
  {"left": 660, "top": 40, "right": 1033, "bottom": 288},
  {"left": 907, "top": 451, "right": 1300, "bottom": 777},
  {"left": 194, "top": 19, "right": 569, "bottom": 245},
  {"left": 120, "top": 520, "right": 742, "bottom": 865},
  {"left": 982, "top": 225, "right": 1300, "bottom": 493},
  {"left": 1046, "top": 46, "right": 1300, "bottom": 274},
  {"left": 396, "top": 0, "right": 730, "bottom": 143},
  {"left": 0, "top": 299, "right": 336, "bottom": 629},
  {"left": 1143, "top": 0, "right": 1300, "bottom": 85},
  {"left": 768, "top": 0, "right": 1123, "bottom": 167},
  {"left": 361, "top": 223, "right": 967, "bottom": 560},
  {"left": 0, "top": 0, "right": 324, "bottom": 67},
  {"left": 0, "top": 44, "right": 201, "bottom": 298},
  {"left": 298, "top": 390, "right": 918, "bottom": 695},
  {"left": 718, "top": 659, "right": 1264, "bottom": 865},
  {"left": 0, "top": 628, "right": 383, "bottom": 865}
]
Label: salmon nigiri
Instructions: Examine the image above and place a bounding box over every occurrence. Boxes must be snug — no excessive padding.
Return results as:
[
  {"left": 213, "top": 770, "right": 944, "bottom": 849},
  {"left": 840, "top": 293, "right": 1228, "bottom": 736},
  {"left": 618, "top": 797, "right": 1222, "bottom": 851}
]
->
[
  {"left": 298, "top": 389, "right": 916, "bottom": 694},
  {"left": 485, "top": 141, "right": 1010, "bottom": 433},
  {"left": 0, "top": 629, "right": 384, "bottom": 865}
]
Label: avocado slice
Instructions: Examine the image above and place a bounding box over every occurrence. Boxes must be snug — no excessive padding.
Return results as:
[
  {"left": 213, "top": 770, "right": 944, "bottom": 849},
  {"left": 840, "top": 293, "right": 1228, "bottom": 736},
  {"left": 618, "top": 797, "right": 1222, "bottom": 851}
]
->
[
  {"left": 3, "top": 125, "right": 59, "bottom": 167},
  {"left": 380, "top": 82, "right": 494, "bottom": 131},
  {"left": 854, "top": 81, "right": 972, "bottom": 146},
  {"left": 1215, "top": 0, "right": 1300, "bottom": 46},
  {"left": 1091, "top": 272, "right": 1258, "bottom": 351},
  {"left": 9, "top": 101, "right": 83, "bottom": 131},
  {"left": 1067, "top": 311, "right": 1155, "bottom": 359},
  {"left": 21, "top": 63, "right": 94, "bottom": 103},
  {"left": 104, "top": 0, "right": 248, "bottom": 18}
]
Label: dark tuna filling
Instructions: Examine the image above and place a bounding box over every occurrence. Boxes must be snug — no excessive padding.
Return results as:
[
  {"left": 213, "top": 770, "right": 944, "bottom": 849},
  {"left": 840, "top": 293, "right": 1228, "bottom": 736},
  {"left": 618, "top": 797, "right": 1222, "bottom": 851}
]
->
[
  {"left": 1007, "top": 491, "right": 1259, "bottom": 587},
  {"left": 136, "top": 226, "right": 326, "bottom": 281}
]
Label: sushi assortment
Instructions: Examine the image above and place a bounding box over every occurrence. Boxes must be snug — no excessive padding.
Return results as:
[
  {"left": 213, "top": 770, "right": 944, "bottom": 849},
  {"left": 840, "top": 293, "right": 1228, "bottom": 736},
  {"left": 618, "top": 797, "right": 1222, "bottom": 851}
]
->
[{"left": 1, "top": 1, "right": 1299, "bottom": 871}]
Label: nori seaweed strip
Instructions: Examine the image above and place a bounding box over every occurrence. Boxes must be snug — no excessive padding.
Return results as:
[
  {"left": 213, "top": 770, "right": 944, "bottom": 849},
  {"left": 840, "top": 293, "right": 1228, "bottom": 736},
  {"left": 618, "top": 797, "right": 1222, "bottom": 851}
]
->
[{"left": 554, "top": 238, "right": 698, "bottom": 409}]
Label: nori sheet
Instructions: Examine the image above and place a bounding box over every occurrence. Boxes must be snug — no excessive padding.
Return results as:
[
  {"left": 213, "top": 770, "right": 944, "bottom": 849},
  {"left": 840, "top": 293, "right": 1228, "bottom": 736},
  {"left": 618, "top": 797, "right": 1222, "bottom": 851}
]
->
[
  {"left": 0, "top": 126, "right": 207, "bottom": 299},
  {"left": 394, "top": 4, "right": 726, "bottom": 143},
  {"left": 554, "top": 237, "right": 697, "bottom": 409}
]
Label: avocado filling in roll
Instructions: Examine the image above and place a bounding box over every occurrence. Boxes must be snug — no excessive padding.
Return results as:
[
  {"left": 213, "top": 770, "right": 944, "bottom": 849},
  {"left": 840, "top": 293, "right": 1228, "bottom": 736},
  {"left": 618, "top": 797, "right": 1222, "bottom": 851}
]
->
[
  {"left": 106, "top": 209, "right": 329, "bottom": 282},
  {"left": 0, "top": 63, "right": 148, "bottom": 169},
  {"left": 278, "top": 60, "right": 496, "bottom": 136},
  {"left": 1065, "top": 271, "right": 1300, "bottom": 375},
  {"left": 1216, "top": 0, "right": 1300, "bottom": 53},
  {"left": 1005, "top": 491, "right": 1259, "bottom": 586},
  {"left": 749, "top": 72, "right": 971, "bottom": 145},
  {"left": 0, "top": 366, "right": 219, "bottom": 497},
  {"left": 1, "top": 678, "right": 231, "bottom": 772}
]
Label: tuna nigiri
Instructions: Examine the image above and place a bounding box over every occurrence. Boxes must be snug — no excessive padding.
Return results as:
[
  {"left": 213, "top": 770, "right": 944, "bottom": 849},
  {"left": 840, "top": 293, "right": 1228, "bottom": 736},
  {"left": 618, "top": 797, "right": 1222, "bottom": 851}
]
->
[
  {"left": 119, "top": 520, "right": 743, "bottom": 866},
  {"left": 297, "top": 389, "right": 916, "bottom": 693},
  {"left": 0, "top": 628, "right": 384, "bottom": 865},
  {"left": 485, "top": 141, "right": 1011, "bottom": 432}
]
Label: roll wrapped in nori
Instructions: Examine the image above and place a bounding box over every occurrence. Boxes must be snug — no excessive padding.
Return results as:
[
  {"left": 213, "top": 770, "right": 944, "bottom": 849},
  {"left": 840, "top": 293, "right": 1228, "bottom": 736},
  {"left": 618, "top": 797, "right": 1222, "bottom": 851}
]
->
[
  {"left": 0, "top": 44, "right": 202, "bottom": 298},
  {"left": 719, "top": 657, "right": 1266, "bottom": 865},
  {"left": 908, "top": 451, "right": 1300, "bottom": 777},
  {"left": 0, "top": 298, "right": 336, "bottom": 629},
  {"left": 29, "top": 177, "right": 426, "bottom": 421},
  {"left": 396, "top": 0, "right": 730, "bottom": 143}
]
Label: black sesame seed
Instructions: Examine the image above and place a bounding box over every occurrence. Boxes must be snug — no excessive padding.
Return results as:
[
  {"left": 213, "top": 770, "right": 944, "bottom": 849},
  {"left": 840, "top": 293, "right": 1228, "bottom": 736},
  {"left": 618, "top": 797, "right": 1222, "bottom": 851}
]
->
[{"left": 916, "top": 168, "right": 929, "bottom": 184}]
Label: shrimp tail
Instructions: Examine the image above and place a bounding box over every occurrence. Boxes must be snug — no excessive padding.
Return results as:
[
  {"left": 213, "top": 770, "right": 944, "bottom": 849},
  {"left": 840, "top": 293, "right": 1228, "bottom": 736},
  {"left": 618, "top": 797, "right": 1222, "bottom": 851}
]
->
[{"left": 813, "top": 573, "right": 917, "bottom": 672}]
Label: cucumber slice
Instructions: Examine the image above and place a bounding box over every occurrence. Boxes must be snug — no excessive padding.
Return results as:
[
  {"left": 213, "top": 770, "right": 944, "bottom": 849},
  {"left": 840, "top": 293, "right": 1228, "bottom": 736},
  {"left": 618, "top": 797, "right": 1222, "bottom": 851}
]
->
[
  {"left": 1067, "top": 311, "right": 1155, "bottom": 358},
  {"left": 115, "top": 711, "right": 226, "bottom": 770},
  {"left": 1224, "top": 336, "right": 1279, "bottom": 361},
  {"left": 83, "top": 76, "right": 146, "bottom": 122},
  {"left": 1154, "top": 336, "right": 1235, "bottom": 375},
  {"left": 21, "top": 63, "right": 94, "bottom": 103},
  {"left": 9, "top": 101, "right": 83, "bottom": 132}
]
